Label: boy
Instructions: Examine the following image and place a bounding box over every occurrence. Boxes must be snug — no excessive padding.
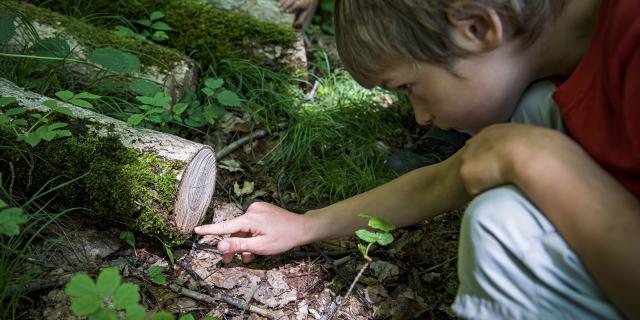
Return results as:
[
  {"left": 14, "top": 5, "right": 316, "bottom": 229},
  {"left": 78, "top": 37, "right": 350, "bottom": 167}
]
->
[{"left": 196, "top": 0, "right": 640, "bottom": 318}]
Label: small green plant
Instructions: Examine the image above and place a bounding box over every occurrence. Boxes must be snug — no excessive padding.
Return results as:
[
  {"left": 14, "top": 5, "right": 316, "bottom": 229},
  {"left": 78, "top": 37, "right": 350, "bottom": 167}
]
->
[
  {"left": 119, "top": 230, "right": 135, "bottom": 248},
  {"left": 183, "top": 77, "right": 242, "bottom": 128},
  {"left": 65, "top": 267, "right": 181, "bottom": 320},
  {"left": 148, "top": 266, "right": 166, "bottom": 285},
  {"left": 0, "top": 96, "right": 73, "bottom": 147},
  {"left": 0, "top": 198, "right": 28, "bottom": 237},
  {"left": 55, "top": 90, "right": 101, "bottom": 109},
  {"left": 126, "top": 92, "right": 187, "bottom": 128},
  {"left": 116, "top": 11, "right": 173, "bottom": 42},
  {"left": 355, "top": 213, "right": 396, "bottom": 261}
]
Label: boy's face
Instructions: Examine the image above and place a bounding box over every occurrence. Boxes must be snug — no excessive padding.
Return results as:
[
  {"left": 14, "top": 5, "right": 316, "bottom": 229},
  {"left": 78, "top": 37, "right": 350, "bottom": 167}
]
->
[{"left": 373, "top": 54, "right": 529, "bottom": 132}]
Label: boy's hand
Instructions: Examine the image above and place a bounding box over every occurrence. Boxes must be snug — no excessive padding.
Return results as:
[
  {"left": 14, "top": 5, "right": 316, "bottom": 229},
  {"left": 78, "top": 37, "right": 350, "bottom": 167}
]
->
[
  {"left": 278, "top": 0, "right": 318, "bottom": 28},
  {"left": 194, "top": 202, "right": 314, "bottom": 263}
]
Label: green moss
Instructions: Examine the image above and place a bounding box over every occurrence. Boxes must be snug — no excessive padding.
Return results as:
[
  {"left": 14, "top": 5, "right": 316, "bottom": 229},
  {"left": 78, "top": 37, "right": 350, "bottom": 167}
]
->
[
  {"left": 26, "top": 0, "right": 297, "bottom": 69},
  {"left": 0, "top": 121, "right": 186, "bottom": 245},
  {"left": 2, "top": 1, "right": 184, "bottom": 71}
]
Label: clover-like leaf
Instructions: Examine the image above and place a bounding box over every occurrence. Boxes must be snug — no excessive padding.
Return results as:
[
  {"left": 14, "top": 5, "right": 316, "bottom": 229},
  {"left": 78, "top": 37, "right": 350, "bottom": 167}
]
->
[
  {"left": 126, "top": 304, "right": 147, "bottom": 320},
  {"left": 113, "top": 283, "right": 140, "bottom": 309},
  {"left": 119, "top": 230, "right": 135, "bottom": 247},
  {"left": 355, "top": 229, "right": 394, "bottom": 246},
  {"left": 148, "top": 266, "right": 166, "bottom": 285},
  {"left": 0, "top": 207, "right": 28, "bottom": 236},
  {"left": 70, "top": 295, "right": 101, "bottom": 316},
  {"left": 151, "top": 31, "right": 169, "bottom": 42},
  {"left": 66, "top": 273, "right": 98, "bottom": 297},
  {"left": 97, "top": 267, "right": 121, "bottom": 297},
  {"left": 69, "top": 99, "right": 94, "bottom": 109},
  {"left": 151, "top": 311, "right": 175, "bottom": 320}
]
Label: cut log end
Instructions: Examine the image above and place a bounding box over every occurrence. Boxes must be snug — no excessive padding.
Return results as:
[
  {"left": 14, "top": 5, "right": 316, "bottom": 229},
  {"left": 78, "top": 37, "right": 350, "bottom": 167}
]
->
[{"left": 174, "top": 147, "right": 217, "bottom": 234}]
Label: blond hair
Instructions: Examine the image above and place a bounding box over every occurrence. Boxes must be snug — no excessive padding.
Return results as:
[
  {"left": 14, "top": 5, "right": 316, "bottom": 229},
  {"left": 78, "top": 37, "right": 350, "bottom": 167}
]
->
[{"left": 335, "top": 0, "right": 567, "bottom": 87}]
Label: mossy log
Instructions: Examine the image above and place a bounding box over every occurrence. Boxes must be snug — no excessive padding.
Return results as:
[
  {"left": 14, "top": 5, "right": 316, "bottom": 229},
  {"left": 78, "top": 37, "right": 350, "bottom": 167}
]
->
[
  {"left": 0, "top": 78, "right": 216, "bottom": 244},
  {"left": 3, "top": 2, "right": 199, "bottom": 101},
  {"left": 27, "top": 0, "right": 306, "bottom": 72}
]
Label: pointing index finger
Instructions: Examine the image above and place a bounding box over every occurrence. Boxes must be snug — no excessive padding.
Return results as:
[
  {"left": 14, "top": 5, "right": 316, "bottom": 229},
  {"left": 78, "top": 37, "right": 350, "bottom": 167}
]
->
[{"left": 194, "top": 218, "right": 245, "bottom": 235}]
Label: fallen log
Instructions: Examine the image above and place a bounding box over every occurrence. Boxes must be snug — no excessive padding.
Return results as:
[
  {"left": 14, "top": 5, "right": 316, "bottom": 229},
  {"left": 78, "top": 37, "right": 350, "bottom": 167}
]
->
[
  {"left": 0, "top": 78, "right": 216, "bottom": 244},
  {"left": 1, "top": 2, "right": 199, "bottom": 102}
]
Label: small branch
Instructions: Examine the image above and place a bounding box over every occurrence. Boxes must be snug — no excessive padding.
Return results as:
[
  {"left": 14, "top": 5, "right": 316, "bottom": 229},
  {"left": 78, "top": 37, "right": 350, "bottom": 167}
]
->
[{"left": 216, "top": 122, "right": 288, "bottom": 160}]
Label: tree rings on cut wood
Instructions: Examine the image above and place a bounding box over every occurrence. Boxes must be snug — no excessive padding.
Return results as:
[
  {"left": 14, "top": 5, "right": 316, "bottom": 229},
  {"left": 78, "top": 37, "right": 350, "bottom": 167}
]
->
[{"left": 0, "top": 78, "right": 216, "bottom": 243}]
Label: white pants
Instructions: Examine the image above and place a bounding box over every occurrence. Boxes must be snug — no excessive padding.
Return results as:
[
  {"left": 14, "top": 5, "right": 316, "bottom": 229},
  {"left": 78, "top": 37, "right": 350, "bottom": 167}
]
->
[{"left": 452, "top": 186, "right": 622, "bottom": 319}]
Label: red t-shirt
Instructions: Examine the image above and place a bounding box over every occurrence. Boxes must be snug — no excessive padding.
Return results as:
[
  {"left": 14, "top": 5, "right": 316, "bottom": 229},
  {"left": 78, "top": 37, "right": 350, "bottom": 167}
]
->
[{"left": 552, "top": 0, "right": 640, "bottom": 198}]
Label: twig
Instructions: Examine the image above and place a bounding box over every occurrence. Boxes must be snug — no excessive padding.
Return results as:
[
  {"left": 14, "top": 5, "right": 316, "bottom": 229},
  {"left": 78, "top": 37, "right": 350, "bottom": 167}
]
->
[
  {"left": 216, "top": 122, "right": 288, "bottom": 160},
  {"left": 331, "top": 261, "right": 371, "bottom": 320},
  {"left": 217, "top": 129, "right": 269, "bottom": 160},
  {"left": 312, "top": 245, "right": 373, "bottom": 310}
]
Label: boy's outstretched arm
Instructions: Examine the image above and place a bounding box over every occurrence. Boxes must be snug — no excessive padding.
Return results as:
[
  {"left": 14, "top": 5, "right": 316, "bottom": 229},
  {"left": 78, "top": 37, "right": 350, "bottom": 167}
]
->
[
  {"left": 194, "top": 151, "right": 470, "bottom": 262},
  {"left": 460, "top": 123, "right": 640, "bottom": 319}
]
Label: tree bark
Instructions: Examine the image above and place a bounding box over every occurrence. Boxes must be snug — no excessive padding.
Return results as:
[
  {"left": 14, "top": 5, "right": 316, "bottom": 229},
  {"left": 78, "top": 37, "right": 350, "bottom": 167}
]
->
[{"left": 0, "top": 78, "right": 216, "bottom": 243}]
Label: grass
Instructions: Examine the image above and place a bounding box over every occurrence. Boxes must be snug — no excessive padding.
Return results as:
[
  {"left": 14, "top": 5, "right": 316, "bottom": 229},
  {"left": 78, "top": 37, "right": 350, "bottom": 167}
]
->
[{"left": 265, "top": 69, "right": 413, "bottom": 204}]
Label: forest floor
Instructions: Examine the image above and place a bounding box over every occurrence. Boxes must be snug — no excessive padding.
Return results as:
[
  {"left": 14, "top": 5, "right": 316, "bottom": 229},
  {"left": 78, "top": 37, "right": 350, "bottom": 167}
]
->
[{"left": 3, "top": 2, "right": 466, "bottom": 319}]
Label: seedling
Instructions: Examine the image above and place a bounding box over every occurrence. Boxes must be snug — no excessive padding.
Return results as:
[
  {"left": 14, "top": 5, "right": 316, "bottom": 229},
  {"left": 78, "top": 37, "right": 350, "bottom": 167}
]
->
[
  {"left": 332, "top": 214, "right": 396, "bottom": 319},
  {"left": 55, "top": 90, "right": 101, "bottom": 109},
  {"left": 127, "top": 92, "right": 188, "bottom": 128},
  {"left": 116, "top": 11, "right": 173, "bottom": 42},
  {"left": 0, "top": 198, "right": 28, "bottom": 237},
  {"left": 148, "top": 265, "right": 166, "bottom": 285},
  {"left": 1, "top": 96, "right": 73, "bottom": 147}
]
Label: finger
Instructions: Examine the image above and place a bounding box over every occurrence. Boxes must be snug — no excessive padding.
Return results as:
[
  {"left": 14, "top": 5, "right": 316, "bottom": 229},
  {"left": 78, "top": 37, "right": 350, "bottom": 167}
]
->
[
  {"left": 279, "top": 0, "right": 296, "bottom": 12},
  {"left": 242, "top": 252, "right": 252, "bottom": 264},
  {"left": 222, "top": 252, "right": 235, "bottom": 264},
  {"left": 194, "top": 217, "right": 246, "bottom": 235},
  {"left": 293, "top": 11, "right": 308, "bottom": 28},
  {"left": 218, "top": 236, "right": 262, "bottom": 255}
]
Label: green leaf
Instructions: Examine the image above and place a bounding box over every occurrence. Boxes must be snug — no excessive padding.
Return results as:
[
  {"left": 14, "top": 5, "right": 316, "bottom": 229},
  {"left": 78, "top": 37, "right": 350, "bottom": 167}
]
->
[
  {"left": 201, "top": 87, "right": 215, "bottom": 97},
  {"left": 172, "top": 103, "right": 188, "bottom": 115},
  {"left": 128, "top": 79, "right": 162, "bottom": 97},
  {"left": 0, "top": 207, "right": 28, "bottom": 236},
  {"left": 88, "top": 48, "right": 140, "bottom": 74},
  {"left": 115, "top": 25, "right": 136, "bottom": 36},
  {"left": 203, "top": 317, "right": 220, "bottom": 320},
  {"left": 0, "top": 199, "right": 6, "bottom": 208},
  {"left": 70, "top": 295, "right": 101, "bottom": 316},
  {"left": 163, "top": 242, "right": 174, "bottom": 265},
  {"left": 358, "top": 213, "right": 395, "bottom": 232},
  {"left": 69, "top": 98, "right": 94, "bottom": 109},
  {"left": 5, "top": 107, "right": 27, "bottom": 116},
  {"left": 88, "top": 307, "right": 117, "bottom": 320},
  {"left": 66, "top": 273, "right": 98, "bottom": 297},
  {"left": 43, "top": 100, "right": 73, "bottom": 116},
  {"left": 75, "top": 92, "right": 101, "bottom": 100},
  {"left": 150, "top": 11, "right": 165, "bottom": 21},
  {"left": 55, "top": 90, "right": 74, "bottom": 101},
  {"left": 151, "top": 21, "right": 172, "bottom": 31},
  {"left": 148, "top": 266, "right": 166, "bottom": 285},
  {"left": 151, "top": 311, "right": 175, "bottom": 320},
  {"left": 127, "top": 114, "right": 145, "bottom": 126},
  {"left": 55, "top": 130, "right": 73, "bottom": 138},
  {"left": 0, "top": 97, "right": 17, "bottom": 107},
  {"left": 125, "top": 304, "right": 147, "bottom": 320},
  {"left": 46, "top": 122, "right": 69, "bottom": 131},
  {"left": 0, "top": 13, "right": 16, "bottom": 45},
  {"left": 13, "top": 118, "right": 28, "bottom": 126},
  {"left": 179, "top": 314, "right": 195, "bottom": 320},
  {"left": 20, "top": 133, "right": 41, "bottom": 147},
  {"left": 119, "top": 230, "right": 135, "bottom": 247},
  {"left": 136, "top": 92, "right": 171, "bottom": 107},
  {"left": 113, "top": 283, "right": 140, "bottom": 309},
  {"left": 216, "top": 90, "right": 241, "bottom": 107},
  {"left": 29, "top": 37, "right": 71, "bottom": 61},
  {"left": 203, "top": 104, "right": 225, "bottom": 123},
  {"left": 151, "top": 31, "right": 169, "bottom": 42},
  {"left": 97, "top": 267, "right": 121, "bottom": 297},
  {"left": 136, "top": 19, "right": 152, "bottom": 27},
  {"left": 204, "top": 78, "right": 224, "bottom": 90},
  {"left": 355, "top": 229, "right": 394, "bottom": 246}
]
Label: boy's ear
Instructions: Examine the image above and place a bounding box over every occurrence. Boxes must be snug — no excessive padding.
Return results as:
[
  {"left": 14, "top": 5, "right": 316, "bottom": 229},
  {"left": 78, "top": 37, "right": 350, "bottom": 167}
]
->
[{"left": 447, "top": 2, "right": 504, "bottom": 53}]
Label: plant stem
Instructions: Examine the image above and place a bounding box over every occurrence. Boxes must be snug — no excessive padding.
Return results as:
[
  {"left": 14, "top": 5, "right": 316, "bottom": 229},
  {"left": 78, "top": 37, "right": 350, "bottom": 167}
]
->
[
  {"left": 332, "top": 260, "right": 371, "bottom": 320},
  {"left": 0, "top": 53, "right": 85, "bottom": 65}
]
